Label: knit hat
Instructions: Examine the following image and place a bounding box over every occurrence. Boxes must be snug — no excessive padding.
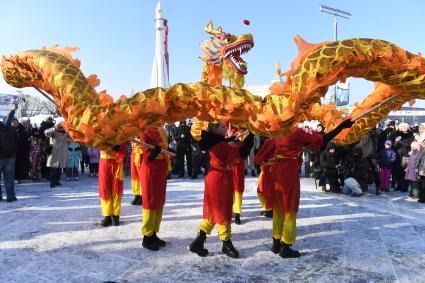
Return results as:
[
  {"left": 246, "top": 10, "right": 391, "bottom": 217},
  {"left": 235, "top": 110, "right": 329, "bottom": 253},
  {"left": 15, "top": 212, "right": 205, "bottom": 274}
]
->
[
  {"left": 385, "top": 140, "right": 392, "bottom": 146},
  {"left": 387, "top": 121, "right": 396, "bottom": 127},
  {"left": 411, "top": 141, "right": 420, "bottom": 151}
]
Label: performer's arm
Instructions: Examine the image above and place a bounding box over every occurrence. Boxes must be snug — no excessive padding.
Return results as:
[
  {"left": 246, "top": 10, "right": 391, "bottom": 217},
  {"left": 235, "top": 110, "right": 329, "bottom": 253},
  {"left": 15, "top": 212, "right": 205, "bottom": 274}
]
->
[
  {"left": 254, "top": 138, "right": 275, "bottom": 165},
  {"left": 321, "top": 119, "right": 354, "bottom": 149}
]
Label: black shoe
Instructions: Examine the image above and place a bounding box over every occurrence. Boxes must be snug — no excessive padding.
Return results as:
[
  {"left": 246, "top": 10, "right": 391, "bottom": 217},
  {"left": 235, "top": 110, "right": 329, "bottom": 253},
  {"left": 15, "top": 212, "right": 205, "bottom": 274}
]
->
[
  {"left": 6, "top": 196, "right": 17, "bottom": 202},
  {"left": 50, "top": 183, "right": 55, "bottom": 188},
  {"left": 189, "top": 231, "right": 208, "bottom": 257},
  {"left": 261, "top": 210, "right": 273, "bottom": 218},
  {"left": 234, "top": 213, "right": 241, "bottom": 225},
  {"left": 100, "top": 216, "right": 112, "bottom": 227},
  {"left": 251, "top": 169, "right": 256, "bottom": 177},
  {"left": 142, "top": 235, "right": 159, "bottom": 251},
  {"left": 279, "top": 242, "right": 301, "bottom": 258},
  {"left": 131, "top": 195, "right": 141, "bottom": 205},
  {"left": 56, "top": 182, "right": 62, "bottom": 186},
  {"left": 191, "top": 175, "right": 197, "bottom": 179},
  {"left": 112, "top": 216, "right": 120, "bottom": 226},
  {"left": 418, "top": 199, "right": 425, "bottom": 203},
  {"left": 222, "top": 240, "right": 239, "bottom": 258},
  {"left": 153, "top": 233, "right": 166, "bottom": 247},
  {"left": 138, "top": 196, "right": 143, "bottom": 205},
  {"left": 271, "top": 238, "right": 282, "bottom": 254}
]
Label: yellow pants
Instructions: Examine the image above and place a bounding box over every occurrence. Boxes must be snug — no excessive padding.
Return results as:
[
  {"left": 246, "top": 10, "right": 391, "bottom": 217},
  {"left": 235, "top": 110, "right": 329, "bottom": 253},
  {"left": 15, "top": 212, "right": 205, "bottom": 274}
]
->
[
  {"left": 258, "top": 192, "right": 272, "bottom": 211},
  {"left": 232, "top": 192, "right": 243, "bottom": 214},
  {"left": 131, "top": 178, "right": 142, "bottom": 196},
  {"left": 199, "top": 219, "right": 231, "bottom": 241},
  {"left": 272, "top": 207, "right": 297, "bottom": 244},
  {"left": 141, "top": 209, "right": 163, "bottom": 236},
  {"left": 100, "top": 191, "right": 122, "bottom": 216}
]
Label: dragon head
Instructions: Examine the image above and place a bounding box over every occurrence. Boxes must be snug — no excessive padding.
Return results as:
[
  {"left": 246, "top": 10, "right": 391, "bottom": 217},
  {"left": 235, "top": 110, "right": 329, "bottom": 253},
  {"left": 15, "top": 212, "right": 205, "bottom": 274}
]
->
[{"left": 200, "top": 21, "right": 254, "bottom": 87}]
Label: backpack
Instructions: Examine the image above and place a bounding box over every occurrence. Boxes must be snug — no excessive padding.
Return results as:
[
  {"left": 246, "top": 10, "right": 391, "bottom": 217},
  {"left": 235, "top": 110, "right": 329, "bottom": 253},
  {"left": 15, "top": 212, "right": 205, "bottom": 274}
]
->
[{"left": 0, "top": 125, "right": 17, "bottom": 156}]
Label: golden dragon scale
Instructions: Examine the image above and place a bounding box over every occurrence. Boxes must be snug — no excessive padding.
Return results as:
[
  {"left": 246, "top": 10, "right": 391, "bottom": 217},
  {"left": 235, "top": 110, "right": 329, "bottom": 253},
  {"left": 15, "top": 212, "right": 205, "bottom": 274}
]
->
[{"left": 2, "top": 38, "right": 425, "bottom": 148}]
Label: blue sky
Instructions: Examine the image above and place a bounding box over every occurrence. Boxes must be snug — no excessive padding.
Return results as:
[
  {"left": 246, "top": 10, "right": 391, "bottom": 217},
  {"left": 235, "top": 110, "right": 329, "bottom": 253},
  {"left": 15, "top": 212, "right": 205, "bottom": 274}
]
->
[{"left": 1, "top": 0, "right": 424, "bottom": 106}]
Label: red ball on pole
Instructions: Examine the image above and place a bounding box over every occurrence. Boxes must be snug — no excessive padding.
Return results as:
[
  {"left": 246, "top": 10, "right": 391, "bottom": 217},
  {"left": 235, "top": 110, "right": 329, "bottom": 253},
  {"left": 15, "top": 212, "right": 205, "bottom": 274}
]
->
[{"left": 243, "top": 19, "right": 250, "bottom": 25}]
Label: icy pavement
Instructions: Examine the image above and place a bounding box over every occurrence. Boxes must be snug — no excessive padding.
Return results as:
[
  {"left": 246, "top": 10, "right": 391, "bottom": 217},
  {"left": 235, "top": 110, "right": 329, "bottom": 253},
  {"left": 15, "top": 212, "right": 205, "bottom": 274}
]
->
[{"left": 1, "top": 175, "right": 425, "bottom": 283}]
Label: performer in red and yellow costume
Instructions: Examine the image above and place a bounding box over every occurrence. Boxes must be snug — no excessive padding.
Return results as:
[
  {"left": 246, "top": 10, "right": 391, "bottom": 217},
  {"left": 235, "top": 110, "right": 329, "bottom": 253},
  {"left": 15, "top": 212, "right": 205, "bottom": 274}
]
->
[
  {"left": 255, "top": 120, "right": 353, "bottom": 258},
  {"left": 130, "top": 141, "right": 143, "bottom": 205},
  {"left": 98, "top": 144, "right": 127, "bottom": 227},
  {"left": 227, "top": 126, "right": 250, "bottom": 225},
  {"left": 254, "top": 138, "right": 275, "bottom": 218},
  {"left": 189, "top": 122, "right": 253, "bottom": 258},
  {"left": 140, "top": 127, "right": 169, "bottom": 251}
]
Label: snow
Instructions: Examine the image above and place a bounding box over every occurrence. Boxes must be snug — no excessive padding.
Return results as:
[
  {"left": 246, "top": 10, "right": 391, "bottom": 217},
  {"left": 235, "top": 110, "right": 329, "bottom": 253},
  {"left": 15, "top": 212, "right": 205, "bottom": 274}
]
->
[{"left": 1, "top": 175, "right": 425, "bottom": 282}]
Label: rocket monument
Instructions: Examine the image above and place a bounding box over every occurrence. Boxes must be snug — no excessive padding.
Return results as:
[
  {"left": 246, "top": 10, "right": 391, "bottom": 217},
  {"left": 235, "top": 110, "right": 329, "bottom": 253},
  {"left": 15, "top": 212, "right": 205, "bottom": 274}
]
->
[{"left": 150, "top": 1, "right": 170, "bottom": 88}]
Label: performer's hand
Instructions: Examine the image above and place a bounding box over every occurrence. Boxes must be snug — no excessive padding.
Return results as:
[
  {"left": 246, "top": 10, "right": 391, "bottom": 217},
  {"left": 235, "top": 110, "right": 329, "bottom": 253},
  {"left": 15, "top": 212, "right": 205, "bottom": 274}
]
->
[{"left": 148, "top": 145, "right": 161, "bottom": 162}]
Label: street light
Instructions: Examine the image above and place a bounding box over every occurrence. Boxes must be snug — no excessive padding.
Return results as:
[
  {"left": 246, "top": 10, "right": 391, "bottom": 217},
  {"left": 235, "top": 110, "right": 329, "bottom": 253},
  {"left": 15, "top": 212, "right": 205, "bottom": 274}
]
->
[{"left": 320, "top": 4, "right": 352, "bottom": 104}]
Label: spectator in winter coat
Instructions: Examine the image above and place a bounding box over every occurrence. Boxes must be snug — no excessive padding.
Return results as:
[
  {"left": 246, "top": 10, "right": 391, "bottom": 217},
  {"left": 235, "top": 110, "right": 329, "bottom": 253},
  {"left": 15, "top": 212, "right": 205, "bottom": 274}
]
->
[
  {"left": 319, "top": 142, "right": 341, "bottom": 193},
  {"left": 87, "top": 148, "right": 100, "bottom": 177},
  {"left": 377, "top": 140, "right": 397, "bottom": 194},
  {"left": 45, "top": 123, "right": 68, "bottom": 188},
  {"left": 392, "top": 123, "right": 414, "bottom": 192},
  {"left": 0, "top": 121, "right": 18, "bottom": 202},
  {"left": 66, "top": 141, "right": 82, "bottom": 181},
  {"left": 405, "top": 141, "right": 421, "bottom": 198},
  {"left": 29, "top": 128, "right": 43, "bottom": 181},
  {"left": 342, "top": 147, "right": 368, "bottom": 197}
]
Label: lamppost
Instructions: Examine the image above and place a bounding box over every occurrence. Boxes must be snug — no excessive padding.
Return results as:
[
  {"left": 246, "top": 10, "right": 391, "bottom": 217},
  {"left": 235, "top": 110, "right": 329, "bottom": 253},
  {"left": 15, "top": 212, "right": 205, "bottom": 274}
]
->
[{"left": 320, "top": 4, "right": 352, "bottom": 104}]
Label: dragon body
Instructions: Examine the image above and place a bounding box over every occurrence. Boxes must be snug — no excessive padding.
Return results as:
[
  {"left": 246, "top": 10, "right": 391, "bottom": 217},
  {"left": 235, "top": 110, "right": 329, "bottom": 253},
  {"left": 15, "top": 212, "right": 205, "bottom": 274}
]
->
[{"left": 3, "top": 31, "right": 425, "bottom": 148}]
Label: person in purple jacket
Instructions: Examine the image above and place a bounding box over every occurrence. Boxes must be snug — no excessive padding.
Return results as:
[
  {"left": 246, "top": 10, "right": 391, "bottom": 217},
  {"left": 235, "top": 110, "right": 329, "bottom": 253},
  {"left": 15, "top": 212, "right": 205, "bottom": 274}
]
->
[
  {"left": 377, "top": 140, "right": 396, "bottom": 194},
  {"left": 405, "top": 141, "right": 421, "bottom": 198},
  {"left": 87, "top": 148, "right": 100, "bottom": 177}
]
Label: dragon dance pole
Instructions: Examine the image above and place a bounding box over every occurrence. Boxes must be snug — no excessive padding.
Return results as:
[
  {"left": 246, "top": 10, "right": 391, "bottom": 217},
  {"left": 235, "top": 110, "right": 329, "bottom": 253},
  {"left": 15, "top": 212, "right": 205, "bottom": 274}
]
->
[
  {"left": 34, "top": 87, "right": 56, "bottom": 104},
  {"left": 351, "top": 95, "right": 397, "bottom": 122},
  {"left": 130, "top": 138, "right": 176, "bottom": 157}
]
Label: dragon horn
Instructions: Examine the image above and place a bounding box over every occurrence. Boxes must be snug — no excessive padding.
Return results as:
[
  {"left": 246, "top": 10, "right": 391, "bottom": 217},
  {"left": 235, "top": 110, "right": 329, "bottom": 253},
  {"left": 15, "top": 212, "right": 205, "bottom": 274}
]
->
[{"left": 205, "top": 20, "right": 223, "bottom": 36}]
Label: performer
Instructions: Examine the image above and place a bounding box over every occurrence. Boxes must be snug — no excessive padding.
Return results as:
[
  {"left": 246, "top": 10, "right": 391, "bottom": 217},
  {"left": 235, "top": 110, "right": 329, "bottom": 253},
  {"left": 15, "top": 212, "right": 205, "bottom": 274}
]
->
[
  {"left": 98, "top": 143, "right": 127, "bottom": 227},
  {"left": 140, "top": 127, "right": 169, "bottom": 251},
  {"left": 189, "top": 122, "right": 253, "bottom": 258},
  {"left": 257, "top": 120, "right": 353, "bottom": 258},
  {"left": 130, "top": 141, "right": 143, "bottom": 205},
  {"left": 254, "top": 138, "right": 275, "bottom": 218},
  {"left": 231, "top": 128, "right": 246, "bottom": 225},
  {"left": 228, "top": 126, "right": 252, "bottom": 225}
]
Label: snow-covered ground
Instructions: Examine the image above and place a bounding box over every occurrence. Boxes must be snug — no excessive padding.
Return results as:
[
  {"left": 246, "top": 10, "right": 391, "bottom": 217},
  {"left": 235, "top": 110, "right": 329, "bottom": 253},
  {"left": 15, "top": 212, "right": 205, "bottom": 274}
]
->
[{"left": 1, "top": 174, "right": 425, "bottom": 283}]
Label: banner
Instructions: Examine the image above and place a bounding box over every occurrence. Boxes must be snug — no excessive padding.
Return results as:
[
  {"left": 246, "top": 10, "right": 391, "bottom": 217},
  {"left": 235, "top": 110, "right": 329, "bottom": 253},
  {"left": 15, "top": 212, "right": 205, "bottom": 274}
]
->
[
  {"left": 336, "top": 80, "right": 349, "bottom": 106},
  {"left": 0, "top": 94, "right": 21, "bottom": 119}
]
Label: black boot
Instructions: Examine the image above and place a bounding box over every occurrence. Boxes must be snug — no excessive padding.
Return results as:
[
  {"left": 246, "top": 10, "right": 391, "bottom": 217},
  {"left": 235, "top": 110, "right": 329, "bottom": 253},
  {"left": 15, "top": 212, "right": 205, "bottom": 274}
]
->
[
  {"left": 100, "top": 216, "right": 112, "bottom": 227},
  {"left": 189, "top": 231, "right": 208, "bottom": 257},
  {"left": 261, "top": 210, "right": 273, "bottom": 218},
  {"left": 222, "top": 240, "right": 239, "bottom": 258},
  {"left": 112, "top": 215, "right": 120, "bottom": 226},
  {"left": 152, "top": 232, "right": 166, "bottom": 247},
  {"left": 234, "top": 213, "right": 241, "bottom": 225},
  {"left": 251, "top": 169, "right": 256, "bottom": 177},
  {"left": 279, "top": 242, "right": 301, "bottom": 258},
  {"left": 131, "top": 195, "right": 141, "bottom": 205},
  {"left": 142, "top": 235, "right": 159, "bottom": 251},
  {"left": 271, "top": 238, "right": 282, "bottom": 254}
]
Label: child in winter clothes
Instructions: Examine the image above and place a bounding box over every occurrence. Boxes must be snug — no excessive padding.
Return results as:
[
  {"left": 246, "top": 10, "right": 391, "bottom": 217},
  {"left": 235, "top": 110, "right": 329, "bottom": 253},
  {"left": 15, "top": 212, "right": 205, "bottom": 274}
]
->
[
  {"left": 405, "top": 141, "right": 421, "bottom": 198},
  {"left": 377, "top": 140, "right": 397, "bottom": 194},
  {"left": 88, "top": 148, "right": 100, "bottom": 177},
  {"left": 67, "top": 142, "right": 82, "bottom": 181}
]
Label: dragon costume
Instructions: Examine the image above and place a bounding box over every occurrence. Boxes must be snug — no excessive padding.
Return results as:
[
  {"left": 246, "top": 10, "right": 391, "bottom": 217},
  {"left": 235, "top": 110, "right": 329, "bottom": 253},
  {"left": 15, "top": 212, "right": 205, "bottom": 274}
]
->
[{"left": 2, "top": 27, "right": 425, "bottom": 148}]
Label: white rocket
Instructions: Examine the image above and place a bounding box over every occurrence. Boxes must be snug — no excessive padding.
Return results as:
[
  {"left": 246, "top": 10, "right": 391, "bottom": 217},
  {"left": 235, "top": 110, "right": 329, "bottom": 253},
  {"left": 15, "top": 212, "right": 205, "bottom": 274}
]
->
[{"left": 150, "top": 1, "right": 170, "bottom": 88}]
